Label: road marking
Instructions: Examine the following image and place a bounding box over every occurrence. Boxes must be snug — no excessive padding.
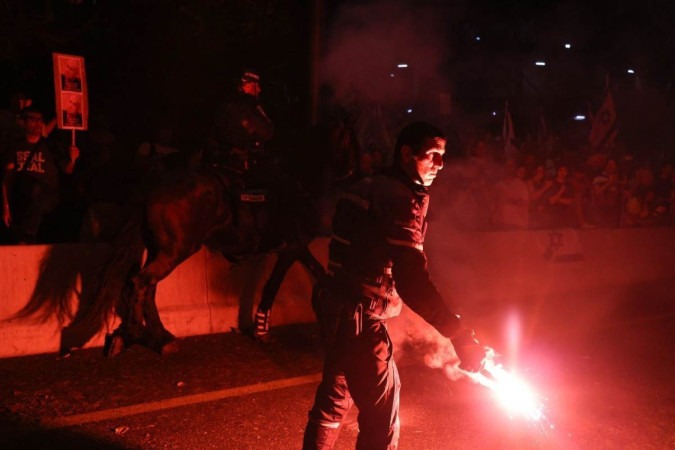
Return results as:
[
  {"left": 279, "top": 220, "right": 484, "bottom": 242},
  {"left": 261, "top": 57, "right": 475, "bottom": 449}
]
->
[{"left": 42, "top": 372, "right": 322, "bottom": 429}]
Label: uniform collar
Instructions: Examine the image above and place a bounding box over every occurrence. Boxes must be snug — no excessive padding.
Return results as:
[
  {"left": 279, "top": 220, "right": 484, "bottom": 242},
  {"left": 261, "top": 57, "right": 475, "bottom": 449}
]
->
[{"left": 383, "top": 165, "right": 429, "bottom": 196}]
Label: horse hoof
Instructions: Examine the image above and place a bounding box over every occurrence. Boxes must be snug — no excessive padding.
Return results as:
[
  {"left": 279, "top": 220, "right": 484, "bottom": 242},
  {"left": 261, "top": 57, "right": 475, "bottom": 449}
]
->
[
  {"left": 103, "top": 334, "right": 126, "bottom": 358},
  {"left": 160, "top": 340, "right": 179, "bottom": 355},
  {"left": 254, "top": 332, "right": 276, "bottom": 344}
]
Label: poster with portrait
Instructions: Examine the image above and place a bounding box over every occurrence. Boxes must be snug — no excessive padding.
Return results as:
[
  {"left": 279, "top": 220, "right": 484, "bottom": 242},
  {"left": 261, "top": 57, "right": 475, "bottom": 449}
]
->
[{"left": 53, "top": 53, "right": 88, "bottom": 130}]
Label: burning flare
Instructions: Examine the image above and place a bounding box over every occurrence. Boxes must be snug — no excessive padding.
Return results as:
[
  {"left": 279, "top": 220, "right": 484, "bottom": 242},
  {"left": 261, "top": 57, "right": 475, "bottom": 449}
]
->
[{"left": 461, "top": 349, "right": 547, "bottom": 422}]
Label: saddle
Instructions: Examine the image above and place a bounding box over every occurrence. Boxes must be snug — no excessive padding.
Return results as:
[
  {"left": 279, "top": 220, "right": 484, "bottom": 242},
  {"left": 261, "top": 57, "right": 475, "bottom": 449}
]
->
[{"left": 209, "top": 161, "right": 299, "bottom": 255}]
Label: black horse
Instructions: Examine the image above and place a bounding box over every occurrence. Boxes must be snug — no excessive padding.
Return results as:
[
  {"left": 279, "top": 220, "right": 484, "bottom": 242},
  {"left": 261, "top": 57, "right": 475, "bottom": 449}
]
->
[
  {"left": 9, "top": 116, "right": 359, "bottom": 357},
  {"left": 76, "top": 159, "right": 326, "bottom": 357}
]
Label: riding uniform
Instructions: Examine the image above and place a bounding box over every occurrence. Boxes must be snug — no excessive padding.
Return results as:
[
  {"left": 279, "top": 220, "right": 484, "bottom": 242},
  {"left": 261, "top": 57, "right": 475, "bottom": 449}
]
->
[
  {"left": 208, "top": 90, "right": 274, "bottom": 172},
  {"left": 303, "top": 165, "right": 462, "bottom": 450},
  {"left": 208, "top": 73, "right": 322, "bottom": 340}
]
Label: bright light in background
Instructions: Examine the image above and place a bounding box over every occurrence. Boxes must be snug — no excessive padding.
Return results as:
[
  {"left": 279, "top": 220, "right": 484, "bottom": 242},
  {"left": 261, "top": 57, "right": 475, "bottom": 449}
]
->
[
  {"left": 397, "top": 63, "right": 408, "bottom": 68},
  {"left": 390, "top": 73, "right": 395, "bottom": 78},
  {"left": 535, "top": 61, "right": 546, "bottom": 66},
  {"left": 406, "top": 108, "right": 413, "bottom": 114},
  {"left": 627, "top": 69, "right": 635, "bottom": 74},
  {"left": 475, "top": 36, "right": 481, "bottom": 41},
  {"left": 564, "top": 43, "right": 571, "bottom": 49},
  {"left": 492, "top": 111, "right": 497, "bottom": 116},
  {"left": 574, "top": 115, "right": 586, "bottom": 121}
]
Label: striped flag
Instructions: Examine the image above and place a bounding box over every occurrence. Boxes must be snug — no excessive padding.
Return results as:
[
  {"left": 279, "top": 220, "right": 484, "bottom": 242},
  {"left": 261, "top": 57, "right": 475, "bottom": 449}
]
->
[{"left": 589, "top": 85, "right": 618, "bottom": 150}]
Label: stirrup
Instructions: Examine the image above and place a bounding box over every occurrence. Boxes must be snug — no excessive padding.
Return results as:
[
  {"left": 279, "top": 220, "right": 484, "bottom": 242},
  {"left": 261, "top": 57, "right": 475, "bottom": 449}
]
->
[{"left": 254, "top": 309, "right": 271, "bottom": 338}]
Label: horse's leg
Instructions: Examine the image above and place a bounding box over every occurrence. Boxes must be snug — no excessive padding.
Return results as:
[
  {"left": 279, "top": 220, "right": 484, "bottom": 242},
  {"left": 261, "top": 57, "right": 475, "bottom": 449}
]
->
[
  {"left": 253, "top": 249, "right": 298, "bottom": 341},
  {"left": 141, "top": 282, "right": 179, "bottom": 355},
  {"left": 104, "top": 262, "right": 145, "bottom": 358},
  {"left": 134, "top": 252, "right": 184, "bottom": 354}
]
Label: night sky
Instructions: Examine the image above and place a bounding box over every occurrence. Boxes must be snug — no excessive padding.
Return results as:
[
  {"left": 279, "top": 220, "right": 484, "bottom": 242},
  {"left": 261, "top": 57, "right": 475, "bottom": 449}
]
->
[{"left": 2, "top": 0, "right": 674, "bottom": 159}]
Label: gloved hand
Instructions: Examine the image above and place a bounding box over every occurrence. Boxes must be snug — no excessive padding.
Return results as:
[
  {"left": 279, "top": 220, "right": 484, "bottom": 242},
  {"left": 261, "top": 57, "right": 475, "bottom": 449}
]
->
[{"left": 451, "top": 328, "right": 487, "bottom": 373}]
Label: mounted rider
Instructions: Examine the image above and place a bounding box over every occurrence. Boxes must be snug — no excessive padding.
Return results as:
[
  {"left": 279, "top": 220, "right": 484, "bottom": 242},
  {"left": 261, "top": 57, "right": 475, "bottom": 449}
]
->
[
  {"left": 207, "top": 68, "right": 274, "bottom": 172},
  {"left": 207, "top": 68, "right": 320, "bottom": 341},
  {"left": 206, "top": 67, "right": 281, "bottom": 253}
]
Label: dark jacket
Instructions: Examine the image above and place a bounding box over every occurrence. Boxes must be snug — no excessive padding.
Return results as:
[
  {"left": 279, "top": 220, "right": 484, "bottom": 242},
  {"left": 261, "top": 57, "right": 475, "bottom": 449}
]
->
[
  {"left": 211, "top": 91, "right": 274, "bottom": 153},
  {"left": 327, "top": 165, "right": 460, "bottom": 338}
]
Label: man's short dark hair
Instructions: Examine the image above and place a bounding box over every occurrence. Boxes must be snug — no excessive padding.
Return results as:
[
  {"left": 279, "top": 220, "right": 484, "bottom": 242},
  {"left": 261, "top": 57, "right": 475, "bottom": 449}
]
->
[{"left": 394, "top": 122, "right": 445, "bottom": 162}]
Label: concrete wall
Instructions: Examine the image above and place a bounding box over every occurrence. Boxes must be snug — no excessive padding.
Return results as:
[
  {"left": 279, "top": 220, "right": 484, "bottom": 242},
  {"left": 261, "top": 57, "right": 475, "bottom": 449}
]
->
[
  {"left": 0, "top": 240, "right": 327, "bottom": 358},
  {"left": 1, "top": 228, "right": 674, "bottom": 358}
]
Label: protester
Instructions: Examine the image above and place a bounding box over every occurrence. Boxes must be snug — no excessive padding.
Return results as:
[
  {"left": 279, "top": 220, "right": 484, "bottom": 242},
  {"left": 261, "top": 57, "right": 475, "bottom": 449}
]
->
[
  {"left": 591, "top": 158, "right": 625, "bottom": 228},
  {"left": 624, "top": 166, "right": 658, "bottom": 227},
  {"left": 652, "top": 161, "right": 673, "bottom": 223},
  {"left": 526, "top": 164, "right": 553, "bottom": 229},
  {"left": 537, "top": 164, "right": 576, "bottom": 229},
  {"left": 569, "top": 163, "right": 595, "bottom": 229},
  {"left": 1, "top": 107, "right": 79, "bottom": 243},
  {"left": 493, "top": 160, "right": 530, "bottom": 229}
]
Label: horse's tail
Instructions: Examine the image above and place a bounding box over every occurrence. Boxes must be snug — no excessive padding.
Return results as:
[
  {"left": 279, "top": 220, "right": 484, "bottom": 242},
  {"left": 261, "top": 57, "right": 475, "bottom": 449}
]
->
[
  {"left": 78, "top": 207, "right": 146, "bottom": 333},
  {"left": 6, "top": 246, "right": 83, "bottom": 326}
]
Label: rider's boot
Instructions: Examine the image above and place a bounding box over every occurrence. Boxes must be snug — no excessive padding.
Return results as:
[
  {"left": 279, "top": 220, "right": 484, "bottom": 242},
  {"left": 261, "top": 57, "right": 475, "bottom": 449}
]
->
[{"left": 253, "top": 307, "right": 272, "bottom": 342}]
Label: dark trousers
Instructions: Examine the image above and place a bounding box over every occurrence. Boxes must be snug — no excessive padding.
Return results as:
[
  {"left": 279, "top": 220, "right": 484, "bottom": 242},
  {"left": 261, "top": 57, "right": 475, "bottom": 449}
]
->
[
  {"left": 303, "top": 318, "right": 400, "bottom": 450},
  {"left": 10, "top": 180, "right": 59, "bottom": 242}
]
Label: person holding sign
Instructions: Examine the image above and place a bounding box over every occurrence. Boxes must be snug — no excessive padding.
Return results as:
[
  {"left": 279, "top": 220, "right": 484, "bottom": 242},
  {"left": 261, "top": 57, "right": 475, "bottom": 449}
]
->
[{"left": 2, "top": 108, "right": 79, "bottom": 243}]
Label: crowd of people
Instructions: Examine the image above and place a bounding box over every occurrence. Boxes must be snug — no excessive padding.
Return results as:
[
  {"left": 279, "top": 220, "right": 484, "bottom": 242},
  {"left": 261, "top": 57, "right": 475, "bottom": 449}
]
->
[
  {"left": 430, "top": 137, "right": 675, "bottom": 232},
  {"left": 1, "top": 81, "right": 674, "bottom": 246}
]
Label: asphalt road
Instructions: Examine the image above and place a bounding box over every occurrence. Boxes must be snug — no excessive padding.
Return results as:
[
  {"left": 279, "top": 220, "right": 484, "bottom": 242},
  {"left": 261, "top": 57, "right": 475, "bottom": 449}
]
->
[{"left": 1, "top": 299, "right": 674, "bottom": 449}]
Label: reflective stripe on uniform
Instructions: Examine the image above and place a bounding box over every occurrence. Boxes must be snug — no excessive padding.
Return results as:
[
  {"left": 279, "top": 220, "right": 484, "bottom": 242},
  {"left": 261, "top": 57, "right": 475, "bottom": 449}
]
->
[
  {"left": 309, "top": 418, "right": 341, "bottom": 429},
  {"left": 386, "top": 237, "right": 423, "bottom": 251}
]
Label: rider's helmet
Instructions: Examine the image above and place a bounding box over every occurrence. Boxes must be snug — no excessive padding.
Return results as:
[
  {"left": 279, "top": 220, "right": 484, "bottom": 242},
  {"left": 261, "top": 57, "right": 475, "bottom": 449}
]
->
[{"left": 240, "top": 68, "right": 261, "bottom": 84}]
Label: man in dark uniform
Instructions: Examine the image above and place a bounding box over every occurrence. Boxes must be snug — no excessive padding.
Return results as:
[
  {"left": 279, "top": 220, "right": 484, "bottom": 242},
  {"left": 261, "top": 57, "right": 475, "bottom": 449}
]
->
[
  {"left": 207, "top": 68, "right": 274, "bottom": 171},
  {"left": 303, "top": 122, "right": 487, "bottom": 449},
  {"left": 208, "top": 69, "right": 321, "bottom": 341}
]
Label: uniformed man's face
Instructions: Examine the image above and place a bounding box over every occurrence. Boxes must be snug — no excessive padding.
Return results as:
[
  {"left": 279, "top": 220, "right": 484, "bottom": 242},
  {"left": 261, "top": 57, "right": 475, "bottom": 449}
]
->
[
  {"left": 242, "top": 80, "right": 261, "bottom": 98},
  {"left": 402, "top": 136, "right": 446, "bottom": 186}
]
